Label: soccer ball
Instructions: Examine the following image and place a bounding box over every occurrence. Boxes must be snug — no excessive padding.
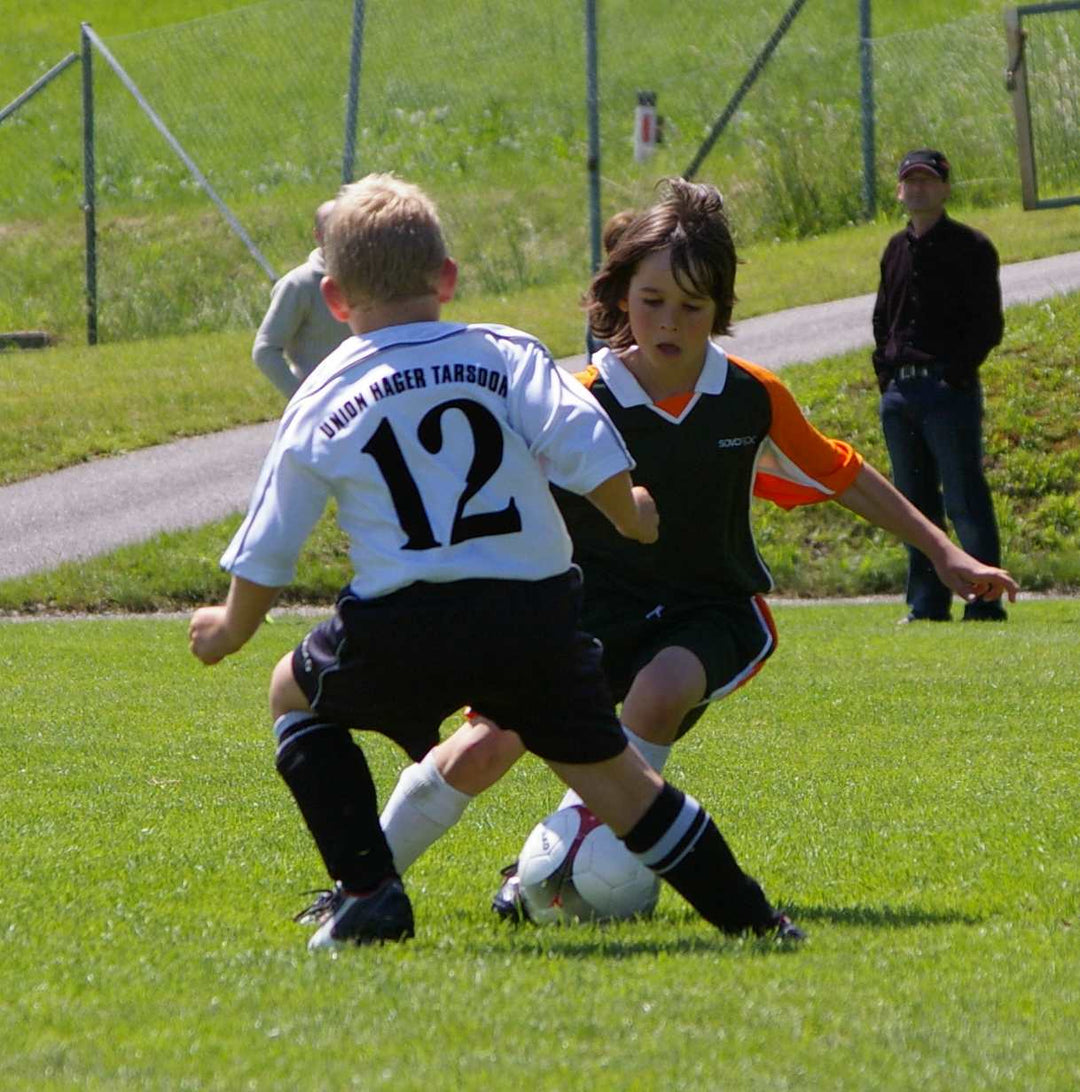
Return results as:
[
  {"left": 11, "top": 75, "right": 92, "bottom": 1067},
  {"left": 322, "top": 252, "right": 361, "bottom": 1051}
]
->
[{"left": 517, "top": 804, "right": 660, "bottom": 924}]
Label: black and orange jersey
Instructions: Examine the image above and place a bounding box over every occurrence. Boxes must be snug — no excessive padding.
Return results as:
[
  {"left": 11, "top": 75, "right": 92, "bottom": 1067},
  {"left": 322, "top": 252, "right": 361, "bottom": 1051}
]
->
[{"left": 554, "top": 343, "right": 863, "bottom": 604}]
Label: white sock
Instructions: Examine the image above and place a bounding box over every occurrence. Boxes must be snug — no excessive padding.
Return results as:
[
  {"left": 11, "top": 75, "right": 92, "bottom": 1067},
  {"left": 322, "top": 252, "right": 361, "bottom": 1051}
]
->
[
  {"left": 556, "top": 725, "right": 673, "bottom": 810},
  {"left": 380, "top": 751, "right": 472, "bottom": 874},
  {"left": 623, "top": 726, "right": 673, "bottom": 774}
]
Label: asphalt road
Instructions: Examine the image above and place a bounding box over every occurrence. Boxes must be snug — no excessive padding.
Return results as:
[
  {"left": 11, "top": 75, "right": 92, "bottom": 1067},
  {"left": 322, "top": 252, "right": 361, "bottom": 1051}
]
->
[{"left": 3, "top": 250, "right": 1079, "bottom": 581}]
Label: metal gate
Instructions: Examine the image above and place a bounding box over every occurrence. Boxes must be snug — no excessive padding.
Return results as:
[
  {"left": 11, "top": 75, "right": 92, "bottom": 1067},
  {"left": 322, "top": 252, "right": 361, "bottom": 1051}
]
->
[{"left": 1005, "top": 1, "right": 1080, "bottom": 209}]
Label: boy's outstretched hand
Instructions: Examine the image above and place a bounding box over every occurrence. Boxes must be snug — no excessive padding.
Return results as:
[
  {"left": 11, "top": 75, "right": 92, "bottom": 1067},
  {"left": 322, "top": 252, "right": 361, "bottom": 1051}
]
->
[{"left": 933, "top": 548, "right": 1019, "bottom": 606}]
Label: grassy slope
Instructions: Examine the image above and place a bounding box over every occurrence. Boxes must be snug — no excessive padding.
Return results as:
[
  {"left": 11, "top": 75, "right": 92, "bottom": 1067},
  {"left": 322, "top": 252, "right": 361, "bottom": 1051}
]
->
[
  {"left": 2, "top": 602, "right": 1077, "bottom": 1089},
  {"left": 3, "top": 0, "right": 1008, "bottom": 50},
  {"left": 2, "top": 0, "right": 1056, "bottom": 345},
  {"left": 4, "top": 201, "right": 1080, "bottom": 486}
]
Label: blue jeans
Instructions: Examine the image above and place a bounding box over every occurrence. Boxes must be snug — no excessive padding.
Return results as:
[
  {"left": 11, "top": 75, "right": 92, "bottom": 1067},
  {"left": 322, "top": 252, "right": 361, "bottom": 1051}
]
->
[{"left": 879, "top": 373, "right": 1003, "bottom": 620}]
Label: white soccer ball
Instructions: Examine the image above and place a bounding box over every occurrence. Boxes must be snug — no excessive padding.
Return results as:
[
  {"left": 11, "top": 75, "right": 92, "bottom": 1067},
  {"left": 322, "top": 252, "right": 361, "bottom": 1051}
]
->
[{"left": 517, "top": 804, "right": 660, "bottom": 924}]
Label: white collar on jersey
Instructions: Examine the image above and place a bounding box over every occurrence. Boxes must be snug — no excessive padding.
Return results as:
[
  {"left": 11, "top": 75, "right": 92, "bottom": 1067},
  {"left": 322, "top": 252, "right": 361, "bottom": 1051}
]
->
[{"left": 590, "top": 340, "right": 730, "bottom": 421}]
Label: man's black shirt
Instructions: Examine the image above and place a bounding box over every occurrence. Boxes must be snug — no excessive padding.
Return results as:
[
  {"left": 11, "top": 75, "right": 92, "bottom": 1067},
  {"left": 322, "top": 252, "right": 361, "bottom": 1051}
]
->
[{"left": 872, "top": 211, "right": 1003, "bottom": 390}]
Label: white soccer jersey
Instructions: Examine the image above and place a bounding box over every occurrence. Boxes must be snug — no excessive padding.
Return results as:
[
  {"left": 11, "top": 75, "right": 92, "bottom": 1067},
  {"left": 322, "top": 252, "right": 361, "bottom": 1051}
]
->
[{"left": 221, "top": 321, "right": 635, "bottom": 597}]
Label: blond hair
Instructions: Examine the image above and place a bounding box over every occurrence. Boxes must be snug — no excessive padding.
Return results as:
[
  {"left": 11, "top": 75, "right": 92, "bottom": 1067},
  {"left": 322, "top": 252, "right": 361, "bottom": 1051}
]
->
[{"left": 324, "top": 174, "right": 447, "bottom": 305}]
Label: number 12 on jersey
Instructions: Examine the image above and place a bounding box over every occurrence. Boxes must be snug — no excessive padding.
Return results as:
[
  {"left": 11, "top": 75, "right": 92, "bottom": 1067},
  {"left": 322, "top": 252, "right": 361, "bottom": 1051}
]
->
[{"left": 362, "top": 398, "right": 522, "bottom": 550}]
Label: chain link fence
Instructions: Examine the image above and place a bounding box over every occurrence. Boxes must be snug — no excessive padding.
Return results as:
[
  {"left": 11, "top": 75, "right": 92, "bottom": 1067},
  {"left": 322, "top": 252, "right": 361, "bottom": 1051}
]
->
[
  {"left": 0, "top": 46, "right": 85, "bottom": 345},
  {"left": 1, "top": 1, "right": 1067, "bottom": 349}
]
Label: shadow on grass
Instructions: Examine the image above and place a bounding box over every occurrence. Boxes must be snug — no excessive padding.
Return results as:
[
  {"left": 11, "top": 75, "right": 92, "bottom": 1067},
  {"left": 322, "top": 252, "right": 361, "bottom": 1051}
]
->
[
  {"left": 783, "top": 903, "right": 983, "bottom": 928},
  {"left": 473, "top": 925, "right": 804, "bottom": 960},
  {"left": 457, "top": 902, "right": 983, "bottom": 958}
]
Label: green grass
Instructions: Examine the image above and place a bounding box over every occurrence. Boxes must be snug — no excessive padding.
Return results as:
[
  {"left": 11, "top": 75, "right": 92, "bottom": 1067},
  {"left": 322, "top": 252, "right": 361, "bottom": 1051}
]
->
[
  {"left": 2, "top": 600, "right": 1078, "bottom": 1089},
  {"left": 0, "top": 329, "right": 280, "bottom": 485}
]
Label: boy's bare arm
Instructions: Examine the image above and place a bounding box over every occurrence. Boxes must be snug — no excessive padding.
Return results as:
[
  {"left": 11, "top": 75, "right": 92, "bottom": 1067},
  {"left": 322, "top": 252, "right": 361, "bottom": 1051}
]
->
[
  {"left": 585, "top": 471, "right": 659, "bottom": 543},
  {"left": 836, "top": 463, "right": 1018, "bottom": 603},
  {"left": 189, "top": 575, "right": 283, "bottom": 665}
]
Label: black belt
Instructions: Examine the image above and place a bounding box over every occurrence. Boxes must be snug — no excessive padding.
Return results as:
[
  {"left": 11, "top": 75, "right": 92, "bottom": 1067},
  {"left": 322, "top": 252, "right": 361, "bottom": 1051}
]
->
[{"left": 895, "top": 364, "right": 939, "bottom": 380}]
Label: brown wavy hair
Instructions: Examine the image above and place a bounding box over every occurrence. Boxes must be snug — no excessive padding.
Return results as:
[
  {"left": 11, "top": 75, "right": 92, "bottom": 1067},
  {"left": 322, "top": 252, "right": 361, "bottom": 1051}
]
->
[{"left": 586, "top": 178, "right": 737, "bottom": 350}]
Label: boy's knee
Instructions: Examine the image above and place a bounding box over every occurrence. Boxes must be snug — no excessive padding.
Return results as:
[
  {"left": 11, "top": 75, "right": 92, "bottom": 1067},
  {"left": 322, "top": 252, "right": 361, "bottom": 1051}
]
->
[
  {"left": 436, "top": 716, "right": 524, "bottom": 796},
  {"left": 269, "top": 652, "right": 310, "bottom": 721}
]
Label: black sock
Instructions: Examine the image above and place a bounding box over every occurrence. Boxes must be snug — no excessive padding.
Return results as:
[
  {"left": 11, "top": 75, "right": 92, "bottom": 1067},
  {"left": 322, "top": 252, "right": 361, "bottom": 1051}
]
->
[
  {"left": 622, "top": 783, "right": 773, "bottom": 934},
  {"left": 274, "top": 714, "right": 396, "bottom": 893}
]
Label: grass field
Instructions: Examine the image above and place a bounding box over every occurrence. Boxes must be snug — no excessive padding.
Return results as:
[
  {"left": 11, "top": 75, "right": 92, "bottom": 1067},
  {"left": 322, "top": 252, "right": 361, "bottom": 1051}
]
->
[{"left": 2, "top": 600, "right": 1078, "bottom": 1090}]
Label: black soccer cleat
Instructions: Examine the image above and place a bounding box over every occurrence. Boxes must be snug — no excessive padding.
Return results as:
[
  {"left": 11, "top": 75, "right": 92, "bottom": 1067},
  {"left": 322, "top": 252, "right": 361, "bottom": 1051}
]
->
[
  {"left": 731, "top": 877, "right": 805, "bottom": 943},
  {"left": 307, "top": 876, "right": 415, "bottom": 950},
  {"left": 491, "top": 862, "right": 529, "bottom": 924},
  {"left": 754, "top": 910, "right": 806, "bottom": 944}
]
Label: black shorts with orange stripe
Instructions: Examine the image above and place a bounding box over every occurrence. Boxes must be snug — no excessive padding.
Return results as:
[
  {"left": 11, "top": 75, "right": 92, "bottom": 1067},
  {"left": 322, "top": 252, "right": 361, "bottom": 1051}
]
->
[{"left": 581, "top": 575, "right": 778, "bottom": 737}]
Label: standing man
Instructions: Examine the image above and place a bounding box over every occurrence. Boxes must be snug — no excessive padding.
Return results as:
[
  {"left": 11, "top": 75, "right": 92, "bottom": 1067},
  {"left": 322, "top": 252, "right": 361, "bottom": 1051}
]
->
[
  {"left": 872, "top": 149, "right": 1007, "bottom": 623},
  {"left": 252, "top": 200, "right": 352, "bottom": 398}
]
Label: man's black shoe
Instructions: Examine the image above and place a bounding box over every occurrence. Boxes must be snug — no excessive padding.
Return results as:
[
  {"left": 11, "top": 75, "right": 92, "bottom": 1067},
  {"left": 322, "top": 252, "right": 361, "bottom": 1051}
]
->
[
  {"left": 962, "top": 604, "right": 1007, "bottom": 622},
  {"left": 308, "top": 877, "right": 414, "bottom": 950},
  {"left": 293, "top": 883, "right": 344, "bottom": 926}
]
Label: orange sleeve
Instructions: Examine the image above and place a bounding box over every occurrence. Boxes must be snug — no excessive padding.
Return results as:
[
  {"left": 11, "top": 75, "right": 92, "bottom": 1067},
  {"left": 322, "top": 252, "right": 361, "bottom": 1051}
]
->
[{"left": 727, "top": 355, "right": 864, "bottom": 510}]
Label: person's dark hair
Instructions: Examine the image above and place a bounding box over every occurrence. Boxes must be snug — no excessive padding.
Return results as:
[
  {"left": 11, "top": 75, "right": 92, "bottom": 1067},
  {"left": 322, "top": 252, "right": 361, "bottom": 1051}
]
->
[{"left": 586, "top": 178, "right": 736, "bottom": 350}]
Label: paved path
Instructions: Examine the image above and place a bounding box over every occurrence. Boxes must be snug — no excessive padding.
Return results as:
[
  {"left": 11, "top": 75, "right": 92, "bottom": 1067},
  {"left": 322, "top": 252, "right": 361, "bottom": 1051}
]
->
[{"left": 3, "top": 251, "right": 1080, "bottom": 580}]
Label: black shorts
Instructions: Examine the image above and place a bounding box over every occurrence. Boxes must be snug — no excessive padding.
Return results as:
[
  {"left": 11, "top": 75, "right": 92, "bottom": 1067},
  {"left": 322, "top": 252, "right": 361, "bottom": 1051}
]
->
[
  {"left": 583, "top": 586, "right": 778, "bottom": 731},
  {"left": 291, "top": 569, "right": 626, "bottom": 765}
]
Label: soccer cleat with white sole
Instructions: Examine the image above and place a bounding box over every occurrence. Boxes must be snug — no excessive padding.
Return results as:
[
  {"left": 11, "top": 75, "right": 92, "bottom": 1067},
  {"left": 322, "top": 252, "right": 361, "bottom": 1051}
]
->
[{"left": 307, "top": 877, "right": 414, "bottom": 950}]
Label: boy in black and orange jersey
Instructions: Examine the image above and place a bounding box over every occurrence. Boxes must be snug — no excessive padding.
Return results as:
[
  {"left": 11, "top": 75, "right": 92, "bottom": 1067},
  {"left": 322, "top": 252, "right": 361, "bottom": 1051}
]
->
[{"left": 374, "top": 179, "right": 1018, "bottom": 922}]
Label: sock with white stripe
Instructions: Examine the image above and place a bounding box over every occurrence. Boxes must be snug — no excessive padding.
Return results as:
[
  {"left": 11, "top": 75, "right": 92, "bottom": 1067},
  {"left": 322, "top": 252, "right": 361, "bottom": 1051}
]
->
[
  {"left": 380, "top": 751, "right": 473, "bottom": 874},
  {"left": 557, "top": 726, "right": 672, "bottom": 810},
  {"left": 621, "top": 782, "right": 773, "bottom": 934},
  {"left": 274, "top": 712, "right": 396, "bottom": 893}
]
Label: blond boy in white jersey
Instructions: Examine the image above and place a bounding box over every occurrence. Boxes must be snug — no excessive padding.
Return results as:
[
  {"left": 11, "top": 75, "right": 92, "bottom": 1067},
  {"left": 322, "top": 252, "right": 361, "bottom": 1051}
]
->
[{"left": 190, "top": 174, "right": 802, "bottom": 949}]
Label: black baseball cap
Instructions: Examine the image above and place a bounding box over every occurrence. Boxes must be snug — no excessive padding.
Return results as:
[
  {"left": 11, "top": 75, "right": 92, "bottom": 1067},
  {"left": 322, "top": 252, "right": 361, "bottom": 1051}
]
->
[{"left": 898, "top": 149, "right": 950, "bottom": 182}]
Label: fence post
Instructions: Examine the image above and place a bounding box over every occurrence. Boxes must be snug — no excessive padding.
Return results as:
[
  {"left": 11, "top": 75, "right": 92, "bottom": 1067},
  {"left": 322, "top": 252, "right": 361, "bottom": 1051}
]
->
[
  {"left": 584, "top": 0, "right": 601, "bottom": 354},
  {"left": 81, "top": 24, "right": 98, "bottom": 346},
  {"left": 859, "top": 0, "right": 876, "bottom": 218},
  {"left": 342, "top": 0, "right": 365, "bottom": 184},
  {"left": 1004, "top": 7, "right": 1038, "bottom": 209}
]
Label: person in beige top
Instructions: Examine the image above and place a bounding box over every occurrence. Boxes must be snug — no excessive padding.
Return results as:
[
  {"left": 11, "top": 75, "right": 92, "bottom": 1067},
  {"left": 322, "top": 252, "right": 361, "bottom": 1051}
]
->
[{"left": 252, "top": 200, "right": 352, "bottom": 398}]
